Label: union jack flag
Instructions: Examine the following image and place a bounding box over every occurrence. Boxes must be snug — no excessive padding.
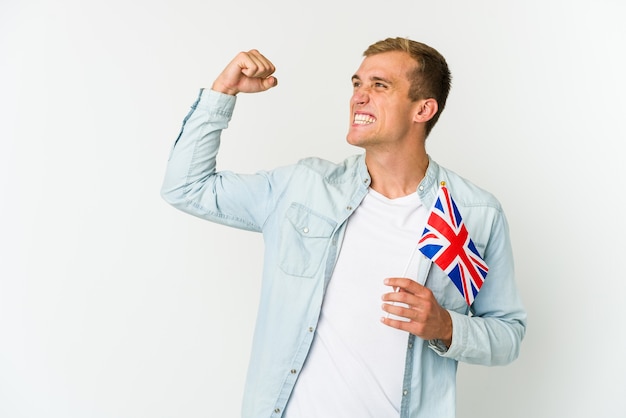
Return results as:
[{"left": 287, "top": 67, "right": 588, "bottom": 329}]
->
[{"left": 417, "top": 184, "right": 488, "bottom": 306}]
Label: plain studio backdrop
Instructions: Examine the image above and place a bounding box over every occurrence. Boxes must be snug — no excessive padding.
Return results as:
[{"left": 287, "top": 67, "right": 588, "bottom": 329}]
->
[{"left": 1, "top": 1, "right": 625, "bottom": 417}]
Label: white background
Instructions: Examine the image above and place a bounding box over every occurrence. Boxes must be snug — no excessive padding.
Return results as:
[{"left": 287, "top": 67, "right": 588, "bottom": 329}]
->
[{"left": 1, "top": 1, "right": 625, "bottom": 417}]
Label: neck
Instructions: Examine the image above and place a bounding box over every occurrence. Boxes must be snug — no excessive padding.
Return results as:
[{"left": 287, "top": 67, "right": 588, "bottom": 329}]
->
[{"left": 365, "top": 150, "right": 429, "bottom": 199}]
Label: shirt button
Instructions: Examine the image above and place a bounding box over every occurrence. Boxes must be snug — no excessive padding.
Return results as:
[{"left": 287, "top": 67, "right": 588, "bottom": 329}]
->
[
  {"left": 274, "top": 408, "right": 280, "bottom": 413},
  {"left": 302, "top": 227, "right": 309, "bottom": 234},
  {"left": 291, "top": 369, "right": 297, "bottom": 374},
  {"left": 408, "top": 343, "right": 413, "bottom": 349},
  {"left": 419, "top": 185, "right": 424, "bottom": 191},
  {"left": 346, "top": 206, "right": 353, "bottom": 211},
  {"left": 403, "top": 389, "right": 408, "bottom": 396},
  {"left": 308, "top": 327, "right": 314, "bottom": 332}
]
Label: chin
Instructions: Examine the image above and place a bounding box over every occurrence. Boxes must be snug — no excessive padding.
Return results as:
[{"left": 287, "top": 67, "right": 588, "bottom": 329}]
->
[
  {"left": 346, "top": 130, "right": 361, "bottom": 144},
  {"left": 345, "top": 135, "right": 361, "bottom": 147},
  {"left": 346, "top": 132, "right": 371, "bottom": 148}
]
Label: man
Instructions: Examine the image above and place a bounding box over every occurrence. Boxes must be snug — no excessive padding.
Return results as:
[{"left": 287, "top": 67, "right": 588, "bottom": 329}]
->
[{"left": 161, "top": 37, "right": 526, "bottom": 418}]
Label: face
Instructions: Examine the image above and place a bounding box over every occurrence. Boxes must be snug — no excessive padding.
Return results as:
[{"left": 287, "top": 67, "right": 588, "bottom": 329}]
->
[{"left": 346, "top": 51, "right": 422, "bottom": 150}]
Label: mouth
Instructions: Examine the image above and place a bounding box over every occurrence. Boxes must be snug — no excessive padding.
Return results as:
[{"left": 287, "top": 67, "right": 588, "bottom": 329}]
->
[{"left": 353, "top": 113, "right": 376, "bottom": 125}]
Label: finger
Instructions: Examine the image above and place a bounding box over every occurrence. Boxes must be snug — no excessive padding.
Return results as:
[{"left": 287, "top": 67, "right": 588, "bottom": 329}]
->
[
  {"left": 380, "top": 315, "right": 418, "bottom": 334},
  {"left": 240, "top": 53, "right": 262, "bottom": 77},
  {"left": 381, "top": 302, "right": 414, "bottom": 320},
  {"left": 249, "top": 49, "right": 276, "bottom": 76},
  {"left": 384, "top": 277, "right": 427, "bottom": 295},
  {"left": 381, "top": 288, "right": 417, "bottom": 305},
  {"left": 261, "top": 75, "right": 278, "bottom": 90},
  {"left": 248, "top": 49, "right": 274, "bottom": 68},
  {"left": 242, "top": 50, "right": 275, "bottom": 78}
]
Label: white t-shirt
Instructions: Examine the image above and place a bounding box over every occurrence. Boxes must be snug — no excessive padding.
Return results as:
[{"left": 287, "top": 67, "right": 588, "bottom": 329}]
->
[{"left": 284, "top": 188, "right": 428, "bottom": 417}]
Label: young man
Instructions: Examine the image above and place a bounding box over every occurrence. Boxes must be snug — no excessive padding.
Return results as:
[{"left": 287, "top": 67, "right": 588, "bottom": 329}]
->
[{"left": 161, "top": 37, "right": 526, "bottom": 418}]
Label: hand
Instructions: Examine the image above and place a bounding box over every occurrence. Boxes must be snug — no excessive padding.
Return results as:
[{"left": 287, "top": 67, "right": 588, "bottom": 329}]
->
[
  {"left": 381, "top": 277, "right": 453, "bottom": 347},
  {"left": 211, "top": 49, "right": 278, "bottom": 96}
]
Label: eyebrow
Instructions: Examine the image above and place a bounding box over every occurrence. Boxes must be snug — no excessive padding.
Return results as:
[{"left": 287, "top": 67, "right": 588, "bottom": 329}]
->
[{"left": 351, "top": 74, "right": 393, "bottom": 85}]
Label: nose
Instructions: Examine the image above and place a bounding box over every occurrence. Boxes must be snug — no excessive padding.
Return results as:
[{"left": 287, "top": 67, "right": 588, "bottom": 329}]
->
[{"left": 352, "top": 88, "right": 369, "bottom": 106}]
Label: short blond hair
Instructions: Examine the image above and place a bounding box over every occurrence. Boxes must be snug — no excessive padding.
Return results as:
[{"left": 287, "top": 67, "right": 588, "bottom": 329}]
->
[{"left": 364, "top": 37, "right": 452, "bottom": 137}]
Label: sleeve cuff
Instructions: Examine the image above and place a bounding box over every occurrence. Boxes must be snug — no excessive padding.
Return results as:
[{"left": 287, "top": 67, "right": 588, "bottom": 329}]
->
[
  {"left": 428, "top": 309, "right": 463, "bottom": 357},
  {"left": 428, "top": 339, "right": 450, "bottom": 354},
  {"left": 195, "top": 88, "right": 237, "bottom": 117}
]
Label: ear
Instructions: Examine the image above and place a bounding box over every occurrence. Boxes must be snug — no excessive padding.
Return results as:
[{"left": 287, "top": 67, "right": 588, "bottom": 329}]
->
[{"left": 413, "top": 98, "right": 439, "bottom": 123}]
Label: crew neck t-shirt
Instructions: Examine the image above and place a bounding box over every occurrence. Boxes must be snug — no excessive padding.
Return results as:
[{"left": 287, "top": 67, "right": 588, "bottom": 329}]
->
[{"left": 284, "top": 188, "right": 428, "bottom": 417}]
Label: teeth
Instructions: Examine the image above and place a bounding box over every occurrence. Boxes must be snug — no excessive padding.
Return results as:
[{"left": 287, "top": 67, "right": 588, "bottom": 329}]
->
[{"left": 354, "top": 114, "right": 375, "bottom": 124}]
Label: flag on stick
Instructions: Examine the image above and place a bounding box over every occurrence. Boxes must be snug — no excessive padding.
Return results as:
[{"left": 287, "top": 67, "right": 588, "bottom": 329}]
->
[{"left": 417, "top": 183, "right": 488, "bottom": 306}]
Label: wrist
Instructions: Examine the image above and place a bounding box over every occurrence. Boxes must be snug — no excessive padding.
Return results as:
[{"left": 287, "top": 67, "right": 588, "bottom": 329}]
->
[
  {"left": 211, "top": 81, "right": 238, "bottom": 96},
  {"left": 440, "top": 310, "right": 453, "bottom": 347}
]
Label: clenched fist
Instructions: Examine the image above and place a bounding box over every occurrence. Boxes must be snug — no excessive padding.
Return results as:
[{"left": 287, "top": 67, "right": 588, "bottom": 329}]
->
[{"left": 211, "top": 49, "right": 278, "bottom": 96}]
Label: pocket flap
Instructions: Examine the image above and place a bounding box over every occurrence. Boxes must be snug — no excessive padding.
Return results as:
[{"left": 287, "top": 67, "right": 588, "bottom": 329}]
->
[{"left": 285, "top": 204, "right": 335, "bottom": 239}]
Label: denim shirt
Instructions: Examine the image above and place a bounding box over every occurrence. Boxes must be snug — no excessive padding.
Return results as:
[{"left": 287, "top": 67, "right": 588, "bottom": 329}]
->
[{"left": 161, "top": 89, "right": 527, "bottom": 418}]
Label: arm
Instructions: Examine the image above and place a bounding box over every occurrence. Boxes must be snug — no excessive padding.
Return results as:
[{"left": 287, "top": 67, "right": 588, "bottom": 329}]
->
[
  {"left": 160, "top": 50, "right": 281, "bottom": 231},
  {"left": 381, "top": 211, "right": 526, "bottom": 366},
  {"left": 444, "top": 211, "right": 527, "bottom": 365}
]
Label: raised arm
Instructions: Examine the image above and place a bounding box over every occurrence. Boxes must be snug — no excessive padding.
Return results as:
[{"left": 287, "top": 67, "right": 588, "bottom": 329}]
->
[{"left": 161, "top": 50, "right": 285, "bottom": 231}]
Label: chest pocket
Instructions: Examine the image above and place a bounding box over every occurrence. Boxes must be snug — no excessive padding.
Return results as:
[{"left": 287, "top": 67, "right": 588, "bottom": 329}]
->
[
  {"left": 279, "top": 203, "right": 336, "bottom": 278},
  {"left": 425, "top": 241, "right": 487, "bottom": 314},
  {"left": 426, "top": 270, "right": 469, "bottom": 314}
]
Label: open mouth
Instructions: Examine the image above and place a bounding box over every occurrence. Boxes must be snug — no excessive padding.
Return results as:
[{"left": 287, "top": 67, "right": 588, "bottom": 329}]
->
[{"left": 353, "top": 113, "right": 376, "bottom": 125}]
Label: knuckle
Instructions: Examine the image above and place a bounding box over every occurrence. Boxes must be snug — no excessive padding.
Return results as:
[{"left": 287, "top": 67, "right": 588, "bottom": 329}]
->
[{"left": 396, "top": 292, "right": 410, "bottom": 303}]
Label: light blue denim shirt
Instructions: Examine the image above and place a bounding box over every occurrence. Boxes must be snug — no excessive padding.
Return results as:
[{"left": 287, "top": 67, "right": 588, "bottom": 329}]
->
[{"left": 161, "top": 89, "right": 527, "bottom": 418}]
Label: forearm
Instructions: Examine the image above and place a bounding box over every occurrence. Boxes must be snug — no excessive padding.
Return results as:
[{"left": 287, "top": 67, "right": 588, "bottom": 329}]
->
[
  {"left": 430, "top": 210, "right": 527, "bottom": 365},
  {"left": 161, "top": 89, "right": 267, "bottom": 230},
  {"left": 161, "top": 88, "right": 293, "bottom": 232},
  {"left": 161, "top": 88, "right": 235, "bottom": 203}
]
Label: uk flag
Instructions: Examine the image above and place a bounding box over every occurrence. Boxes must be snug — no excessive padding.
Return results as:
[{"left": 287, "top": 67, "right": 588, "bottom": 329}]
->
[{"left": 418, "top": 184, "right": 488, "bottom": 306}]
